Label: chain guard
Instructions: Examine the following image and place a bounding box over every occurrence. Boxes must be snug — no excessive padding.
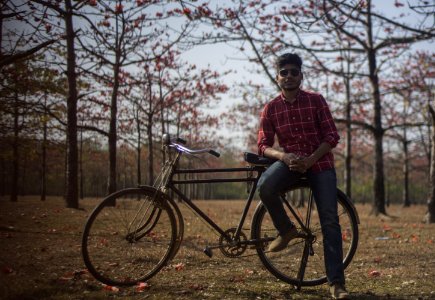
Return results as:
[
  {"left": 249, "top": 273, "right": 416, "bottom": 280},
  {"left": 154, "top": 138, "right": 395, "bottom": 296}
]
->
[{"left": 219, "top": 228, "right": 248, "bottom": 258}]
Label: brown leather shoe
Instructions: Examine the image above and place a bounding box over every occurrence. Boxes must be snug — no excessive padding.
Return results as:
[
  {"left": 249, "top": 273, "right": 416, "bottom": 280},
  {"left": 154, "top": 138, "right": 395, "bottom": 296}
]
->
[
  {"left": 267, "top": 226, "right": 299, "bottom": 252},
  {"left": 330, "top": 284, "right": 349, "bottom": 299}
]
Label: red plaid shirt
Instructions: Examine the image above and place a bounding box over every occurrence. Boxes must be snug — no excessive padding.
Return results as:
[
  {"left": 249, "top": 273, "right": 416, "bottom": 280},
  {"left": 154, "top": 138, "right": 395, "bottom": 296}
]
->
[{"left": 258, "top": 90, "right": 340, "bottom": 173}]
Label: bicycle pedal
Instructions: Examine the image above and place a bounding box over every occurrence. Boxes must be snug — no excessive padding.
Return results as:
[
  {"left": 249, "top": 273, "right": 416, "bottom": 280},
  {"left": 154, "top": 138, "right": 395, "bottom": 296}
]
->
[{"left": 203, "top": 246, "right": 213, "bottom": 258}]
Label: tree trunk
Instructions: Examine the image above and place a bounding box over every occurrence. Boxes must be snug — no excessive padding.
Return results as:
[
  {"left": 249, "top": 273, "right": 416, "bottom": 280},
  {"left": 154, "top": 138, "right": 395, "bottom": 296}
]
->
[
  {"left": 107, "top": 65, "right": 119, "bottom": 195},
  {"left": 21, "top": 154, "right": 27, "bottom": 196},
  {"left": 344, "top": 76, "right": 352, "bottom": 199},
  {"left": 11, "top": 92, "right": 19, "bottom": 202},
  {"left": 146, "top": 78, "right": 154, "bottom": 186},
  {"left": 64, "top": 138, "right": 68, "bottom": 200},
  {"left": 79, "top": 127, "right": 84, "bottom": 199},
  {"left": 0, "top": 158, "right": 5, "bottom": 196},
  {"left": 108, "top": 92, "right": 118, "bottom": 194},
  {"left": 367, "top": 2, "right": 386, "bottom": 215},
  {"left": 402, "top": 128, "right": 410, "bottom": 207},
  {"left": 147, "top": 122, "right": 154, "bottom": 186},
  {"left": 136, "top": 107, "right": 142, "bottom": 186},
  {"left": 107, "top": 10, "right": 122, "bottom": 195},
  {"left": 64, "top": 0, "right": 79, "bottom": 208},
  {"left": 159, "top": 80, "right": 166, "bottom": 163},
  {"left": 427, "top": 105, "right": 435, "bottom": 223},
  {"left": 40, "top": 96, "right": 47, "bottom": 201}
]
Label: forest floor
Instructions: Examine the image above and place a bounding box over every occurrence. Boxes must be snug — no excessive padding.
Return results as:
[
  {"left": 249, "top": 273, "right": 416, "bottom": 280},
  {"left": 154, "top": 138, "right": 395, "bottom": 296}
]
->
[{"left": 0, "top": 196, "right": 434, "bottom": 300}]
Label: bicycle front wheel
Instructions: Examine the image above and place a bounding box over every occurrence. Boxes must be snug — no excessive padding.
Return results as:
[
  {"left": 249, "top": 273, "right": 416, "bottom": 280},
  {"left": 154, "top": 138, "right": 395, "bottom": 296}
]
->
[
  {"left": 82, "top": 188, "right": 177, "bottom": 286},
  {"left": 251, "top": 185, "right": 359, "bottom": 287}
]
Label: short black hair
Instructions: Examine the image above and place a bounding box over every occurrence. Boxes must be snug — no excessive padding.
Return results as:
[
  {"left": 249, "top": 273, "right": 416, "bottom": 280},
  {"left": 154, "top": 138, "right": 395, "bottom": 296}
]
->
[{"left": 276, "top": 53, "right": 302, "bottom": 70}]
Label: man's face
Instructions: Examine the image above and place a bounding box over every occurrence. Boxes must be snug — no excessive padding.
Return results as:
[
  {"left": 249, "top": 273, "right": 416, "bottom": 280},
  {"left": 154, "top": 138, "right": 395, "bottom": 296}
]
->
[{"left": 276, "top": 64, "right": 303, "bottom": 91}]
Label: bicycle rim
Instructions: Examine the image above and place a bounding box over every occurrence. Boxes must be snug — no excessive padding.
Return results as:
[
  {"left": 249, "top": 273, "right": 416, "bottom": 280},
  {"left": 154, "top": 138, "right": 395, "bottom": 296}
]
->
[
  {"left": 82, "top": 188, "right": 177, "bottom": 286},
  {"left": 253, "top": 186, "right": 358, "bottom": 286}
]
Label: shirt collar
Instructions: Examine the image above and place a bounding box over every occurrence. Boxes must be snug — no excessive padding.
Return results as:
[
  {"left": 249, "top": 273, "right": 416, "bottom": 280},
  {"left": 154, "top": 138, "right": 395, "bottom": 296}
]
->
[{"left": 280, "top": 89, "right": 301, "bottom": 104}]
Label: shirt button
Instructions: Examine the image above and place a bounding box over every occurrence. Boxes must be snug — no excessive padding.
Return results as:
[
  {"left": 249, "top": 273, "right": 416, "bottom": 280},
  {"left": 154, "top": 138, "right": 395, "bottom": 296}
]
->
[{"left": 292, "top": 117, "right": 295, "bottom": 120}]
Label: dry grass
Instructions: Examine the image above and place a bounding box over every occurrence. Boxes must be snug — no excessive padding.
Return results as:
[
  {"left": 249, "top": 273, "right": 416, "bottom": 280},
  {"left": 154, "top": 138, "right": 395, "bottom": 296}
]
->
[{"left": 0, "top": 196, "right": 434, "bottom": 299}]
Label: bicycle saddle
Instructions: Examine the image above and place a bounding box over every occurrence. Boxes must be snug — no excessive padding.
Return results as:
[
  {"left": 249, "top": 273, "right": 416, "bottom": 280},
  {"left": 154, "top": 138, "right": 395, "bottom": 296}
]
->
[{"left": 244, "top": 152, "right": 277, "bottom": 166}]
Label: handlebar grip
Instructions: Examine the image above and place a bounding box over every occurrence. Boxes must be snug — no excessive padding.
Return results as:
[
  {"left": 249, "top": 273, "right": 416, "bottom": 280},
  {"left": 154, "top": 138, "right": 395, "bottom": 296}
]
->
[
  {"left": 209, "top": 150, "right": 220, "bottom": 157},
  {"left": 176, "top": 137, "right": 187, "bottom": 145}
]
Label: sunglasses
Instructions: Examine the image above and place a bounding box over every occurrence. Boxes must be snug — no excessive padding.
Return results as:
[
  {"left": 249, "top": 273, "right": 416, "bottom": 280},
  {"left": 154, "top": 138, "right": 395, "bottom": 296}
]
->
[{"left": 279, "top": 68, "right": 301, "bottom": 77}]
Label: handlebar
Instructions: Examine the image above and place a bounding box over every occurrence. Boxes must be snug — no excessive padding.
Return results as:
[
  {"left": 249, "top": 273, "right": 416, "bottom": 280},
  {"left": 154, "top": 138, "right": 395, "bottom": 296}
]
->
[{"left": 162, "top": 133, "right": 220, "bottom": 158}]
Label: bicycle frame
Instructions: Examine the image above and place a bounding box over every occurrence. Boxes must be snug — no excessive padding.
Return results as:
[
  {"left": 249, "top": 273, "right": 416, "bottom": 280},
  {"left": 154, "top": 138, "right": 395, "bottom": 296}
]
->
[{"left": 169, "top": 163, "right": 265, "bottom": 244}]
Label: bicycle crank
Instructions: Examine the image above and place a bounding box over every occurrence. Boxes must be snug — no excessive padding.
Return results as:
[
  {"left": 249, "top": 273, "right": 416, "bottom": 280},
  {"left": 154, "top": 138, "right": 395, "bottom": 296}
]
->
[
  {"left": 218, "top": 228, "right": 248, "bottom": 258},
  {"left": 202, "top": 228, "right": 248, "bottom": 258}
]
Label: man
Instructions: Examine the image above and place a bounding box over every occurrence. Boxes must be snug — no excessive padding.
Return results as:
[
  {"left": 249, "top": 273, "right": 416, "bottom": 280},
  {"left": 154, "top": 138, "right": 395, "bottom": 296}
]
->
[{"left": 257, "top": 53, "right": 348, "bottom": 299}]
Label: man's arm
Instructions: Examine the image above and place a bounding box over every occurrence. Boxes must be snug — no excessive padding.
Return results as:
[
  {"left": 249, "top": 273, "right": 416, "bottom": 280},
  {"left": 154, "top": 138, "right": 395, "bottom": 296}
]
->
[
  {"left": 258, "top": 104, "right": 276, "bottom": 156},
  {"left": 264, "top": 148, "right": 300, "bottom": 166}
]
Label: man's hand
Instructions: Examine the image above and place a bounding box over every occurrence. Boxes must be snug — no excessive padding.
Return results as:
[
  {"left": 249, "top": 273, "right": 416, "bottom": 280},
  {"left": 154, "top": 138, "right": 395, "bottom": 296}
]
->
[
  {"left": 288, "top": 156, "right": 316, "bottom": 173},
  {"left": 281, "top": 153, "right": 314, "bottom": 173},
  {"left": 279, "top": 152, "right": 299, "bottom": 166},
  {"left": 264, "top": 147, "right": 319, "bottom": 173}
]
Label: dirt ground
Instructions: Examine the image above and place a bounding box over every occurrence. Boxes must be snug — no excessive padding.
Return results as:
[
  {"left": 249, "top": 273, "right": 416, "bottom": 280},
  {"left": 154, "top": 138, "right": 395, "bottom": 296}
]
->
[{"left": 0, "top": 196, "right": 434, "bottom": 299}]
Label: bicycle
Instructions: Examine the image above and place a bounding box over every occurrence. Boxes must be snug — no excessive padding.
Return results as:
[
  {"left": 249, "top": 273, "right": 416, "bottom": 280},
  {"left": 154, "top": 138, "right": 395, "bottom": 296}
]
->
[{"left": 81, "top": 134, "right": 359, "bottom": 289}]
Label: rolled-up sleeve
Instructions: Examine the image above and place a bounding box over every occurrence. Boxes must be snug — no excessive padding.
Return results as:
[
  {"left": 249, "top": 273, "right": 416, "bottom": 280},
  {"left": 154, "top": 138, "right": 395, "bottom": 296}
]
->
[
  {"left": 317, "top": 96, "right": 340, "bottom": 148},
  {"left": 257, "top": 104, "right": 275, "bottom": 155}
]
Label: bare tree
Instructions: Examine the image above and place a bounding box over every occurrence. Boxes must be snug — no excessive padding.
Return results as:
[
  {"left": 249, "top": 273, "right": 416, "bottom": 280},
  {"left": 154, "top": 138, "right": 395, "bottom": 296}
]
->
[
  {"left": 77, "top": 0, "right": 192, "bottom": 194},
  {"left": 186, "top": 0, "right": 434, "bottom": 214},
  {"left": 427, "top": 105, "right": 435, "bottom": 223}
]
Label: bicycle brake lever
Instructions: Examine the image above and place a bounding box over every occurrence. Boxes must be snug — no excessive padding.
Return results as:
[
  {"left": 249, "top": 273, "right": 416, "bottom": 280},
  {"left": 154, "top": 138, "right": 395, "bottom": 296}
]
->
[
  {"left": 176, "top": 137, "right": 187, "bottom": 145},
  {"left": 209, "top": 149, "right": 220, "bottom": 157}
]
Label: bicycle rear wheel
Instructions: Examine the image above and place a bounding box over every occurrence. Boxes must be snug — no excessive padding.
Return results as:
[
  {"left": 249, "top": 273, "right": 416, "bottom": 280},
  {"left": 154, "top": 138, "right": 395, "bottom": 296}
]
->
[
  {"left": 251, "top": 184, "right": 359, "bottom": 287},
  {"left": 82, "top": 188, "right": 177, "bottom": 286}
]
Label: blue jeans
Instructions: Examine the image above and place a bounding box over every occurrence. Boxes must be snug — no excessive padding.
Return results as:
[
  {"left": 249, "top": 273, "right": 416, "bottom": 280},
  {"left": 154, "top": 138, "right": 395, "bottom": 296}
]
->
[{"left": 258, "top": 161, "right": 345, "bottom": 285}]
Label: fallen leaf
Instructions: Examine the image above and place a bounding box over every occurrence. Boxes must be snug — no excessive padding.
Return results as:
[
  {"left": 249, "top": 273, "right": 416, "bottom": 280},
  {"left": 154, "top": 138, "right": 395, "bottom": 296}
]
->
[
  {"left": 402, "top": 280, "right": 416, "bottom": 286},
  {"left": 174, "top": 262, "right": 185, "bottom": 271},
  {"left": 2, "top": 266, "right": 14, "bottom": 274},
  {"left": 74, "top": 269, "right": 88, "bottom": 276},
  {"left": 230, "top": 276, "right": 245, "bottom": 283},
  {"left": 189, "top": 283, "right": 204, "bottom": 290},
  {"left": 136, "top": 282, "right": 150, "bottom": 292},
  {"left": 368, "top": 270, "right": 381, "bottom": 277},
  {"left": 342, "top": 231, "right": 348, "bottom": 242},
  {"left": 392, "top": 232, "right": 401, "bottom": 239},
  {"left": 382, "top": 224, "right": 392, "bottom": 232},
  {"left": 245, "top": 269, "right": 254, "bottom": 275},
  {"left": 102, "top": 284, "right": 119, "bottom": 292},
  {"left": 58, "top": 276, "right": 74, "bottom": 282}
]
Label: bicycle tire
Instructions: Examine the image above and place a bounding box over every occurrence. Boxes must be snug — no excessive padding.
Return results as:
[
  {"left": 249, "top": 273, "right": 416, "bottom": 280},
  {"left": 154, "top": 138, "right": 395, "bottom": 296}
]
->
[
  {"left": 82, "top": 187, "right": 177, "bottom": 286},
  {"left": 251, "top": 183, "right": 359, "bottom": 286}
]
